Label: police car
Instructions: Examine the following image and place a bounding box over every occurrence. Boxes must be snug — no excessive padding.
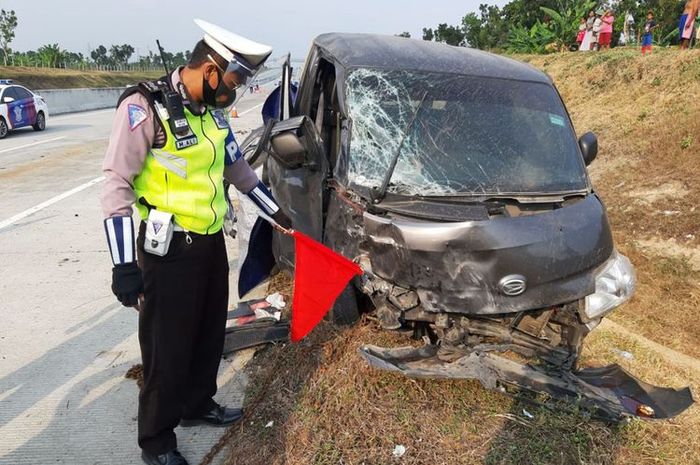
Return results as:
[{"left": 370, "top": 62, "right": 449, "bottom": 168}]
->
[{"left": 0, "top": 80, "right": 49, "bottom": 139}]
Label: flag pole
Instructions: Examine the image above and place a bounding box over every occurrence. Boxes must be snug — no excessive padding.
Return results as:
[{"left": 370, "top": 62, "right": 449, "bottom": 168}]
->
[{"left": 257, "top": 211, "right": 294, "bottom": 236}]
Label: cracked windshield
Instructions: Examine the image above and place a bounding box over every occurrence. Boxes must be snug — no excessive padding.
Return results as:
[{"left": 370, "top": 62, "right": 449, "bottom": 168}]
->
[{"left": 346, "top": 68, "right": 589, "bottom": 196}]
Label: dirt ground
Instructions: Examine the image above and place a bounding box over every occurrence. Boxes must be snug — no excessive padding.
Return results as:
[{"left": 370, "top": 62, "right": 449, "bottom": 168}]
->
[{"left": 214, "top": 48, "right": 700, "bottom": 465}]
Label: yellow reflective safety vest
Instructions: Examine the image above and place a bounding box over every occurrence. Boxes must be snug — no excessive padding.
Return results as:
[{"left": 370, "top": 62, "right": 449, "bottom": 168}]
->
[{"left": 133, "top": 107, "right": 229, "bottom": 235}]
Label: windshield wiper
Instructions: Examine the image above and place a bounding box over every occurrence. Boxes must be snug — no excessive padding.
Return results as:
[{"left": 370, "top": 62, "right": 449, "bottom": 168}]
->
[{"left": 371, "top": 91, "right": 429, "bottom": 204}]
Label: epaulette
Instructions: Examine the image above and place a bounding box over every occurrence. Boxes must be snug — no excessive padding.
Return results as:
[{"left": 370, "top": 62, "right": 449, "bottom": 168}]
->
[{"left": 116, "top": 76, "right": 169, "bottom": 109}]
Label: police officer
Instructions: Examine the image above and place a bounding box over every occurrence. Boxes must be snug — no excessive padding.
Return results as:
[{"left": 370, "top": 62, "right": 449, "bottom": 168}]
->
[{"left": 101, "top": 19, "right": 290, "bottom": 465}]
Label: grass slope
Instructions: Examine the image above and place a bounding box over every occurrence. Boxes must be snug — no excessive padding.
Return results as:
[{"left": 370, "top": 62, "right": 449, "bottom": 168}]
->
[
  {"left": 219, "top": 48, "right": 700, "bottom": 465},
  {"left": 0, "top": 66, "right": 161, "bottom": 89}
]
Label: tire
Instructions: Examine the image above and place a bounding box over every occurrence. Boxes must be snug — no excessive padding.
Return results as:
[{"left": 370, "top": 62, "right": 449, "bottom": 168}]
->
[
  {"left": 33, "top": 112, "right": 46, "bottom": 131},
  {"left": 327, "top": 283, "right": 360, "bottom": 326},
  {"left": 0, "top": 117, "right": 8, "bottom": 139}
]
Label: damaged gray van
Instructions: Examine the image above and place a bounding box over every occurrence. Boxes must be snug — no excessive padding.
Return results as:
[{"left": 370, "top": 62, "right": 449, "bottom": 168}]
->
[{"left": 241, "top": 33, "right": 693, "bottom": 420}]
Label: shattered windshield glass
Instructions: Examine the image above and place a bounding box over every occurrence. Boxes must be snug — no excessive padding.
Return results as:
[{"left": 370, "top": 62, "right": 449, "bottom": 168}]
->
[{"left": 346, "top": 68, "right": 589, "bottom": 196}]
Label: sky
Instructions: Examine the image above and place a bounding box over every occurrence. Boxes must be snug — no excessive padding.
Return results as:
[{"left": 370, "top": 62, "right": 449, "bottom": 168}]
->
[{"left": 0, "top": 0, "right": 494, "bottom": 61}]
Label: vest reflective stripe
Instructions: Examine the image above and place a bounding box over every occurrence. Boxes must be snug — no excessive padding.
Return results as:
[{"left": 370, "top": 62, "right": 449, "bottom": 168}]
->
[
  {"left": 133, "top": 106, "right": 229, "bottom": 235},
  {"left": 151, "top": 150, "right": 188, "bottom": 179}
]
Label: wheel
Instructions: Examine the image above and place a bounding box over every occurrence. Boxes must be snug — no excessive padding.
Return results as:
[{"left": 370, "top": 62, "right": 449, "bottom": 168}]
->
[
  {"left": 33, "top": 112, "right": 46, "bottom": 131},
  {"left": 327, "top": 283, "right": 360, "bottom": 326},
  {"left": 0, "top": 117, "right": 7, "bottom": 139}
]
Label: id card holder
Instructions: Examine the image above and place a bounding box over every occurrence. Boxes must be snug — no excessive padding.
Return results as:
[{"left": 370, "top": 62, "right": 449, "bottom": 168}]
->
[{"left": 144, "top": 210, "right": 174, "bottom": 256}]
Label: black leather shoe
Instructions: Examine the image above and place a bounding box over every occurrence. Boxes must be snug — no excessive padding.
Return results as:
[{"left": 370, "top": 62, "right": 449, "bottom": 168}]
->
[
  {"left": 141, "top": 448, "right": 188, "bottom": 465},
  {"left": 180, "top": 404, "right": 243, "bottom": 427}
]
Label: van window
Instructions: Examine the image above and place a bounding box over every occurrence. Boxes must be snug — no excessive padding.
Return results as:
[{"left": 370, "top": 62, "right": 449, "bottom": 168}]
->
[{"left": 345, "top": 68, "right": 589, "bottom": 196}]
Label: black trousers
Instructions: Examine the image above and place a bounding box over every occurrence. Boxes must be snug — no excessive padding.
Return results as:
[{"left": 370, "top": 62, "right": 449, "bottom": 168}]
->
[{"left": 136, "top": 224, "right": 229, "bottom": 455}]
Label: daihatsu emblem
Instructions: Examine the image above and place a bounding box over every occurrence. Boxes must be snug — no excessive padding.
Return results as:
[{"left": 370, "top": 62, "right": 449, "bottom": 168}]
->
[{"left": 499, "top": 275, "right": 527, "bottom": 296}]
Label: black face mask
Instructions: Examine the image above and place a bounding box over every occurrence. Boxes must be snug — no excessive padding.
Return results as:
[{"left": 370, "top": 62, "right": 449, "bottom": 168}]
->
[{"left": 202, "top": 69, "right": 237, "bottom": 108}]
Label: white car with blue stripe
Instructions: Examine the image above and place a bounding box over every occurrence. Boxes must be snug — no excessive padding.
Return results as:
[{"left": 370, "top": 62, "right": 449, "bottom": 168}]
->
[{"left": 0, "top": 80, "right": 49, "bottom": 139}]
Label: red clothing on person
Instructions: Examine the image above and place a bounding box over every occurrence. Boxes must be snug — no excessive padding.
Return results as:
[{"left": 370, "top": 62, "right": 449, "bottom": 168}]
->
[
  {"left": 600, "top": 15, "right": 614, "bottom": 34},
  {"left": 599, "top": 32, "right": 612, "bottom": 46}
]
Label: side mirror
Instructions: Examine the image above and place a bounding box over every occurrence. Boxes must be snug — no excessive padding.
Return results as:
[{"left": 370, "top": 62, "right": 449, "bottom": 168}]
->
[
  {"left": 578, "top": 131, "right": 598, "bottom": 166},
  {"left": 2, "top": 96, "right": 14, "bottom": 103},
  {"left": 269, "top": 115, "right": 322, "bottom": 170}
]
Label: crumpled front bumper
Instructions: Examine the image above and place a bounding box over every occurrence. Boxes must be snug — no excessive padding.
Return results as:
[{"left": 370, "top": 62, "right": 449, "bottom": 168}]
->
[{"left": 359, "top": 344, "right": 694, "bottom": 420}]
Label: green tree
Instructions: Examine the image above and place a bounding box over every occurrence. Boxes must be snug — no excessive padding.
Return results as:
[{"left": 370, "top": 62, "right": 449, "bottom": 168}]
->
[
  {"left": 395, "top": 32, "right": 411, "bottom": 38},
  {"left": 474, "top": 4, "right": 510, "bottom": 49},
  {"left": 506, "top": 21, "right": 557, "bottom": 53},
  {"left": 90, "top": 45, "right": 111, "bottom": 66},
  {"left": 64, "top": 51, "right": 86, "bottom": 67},
  {"left": 37, "top": 43, "right": 65, "bottom": 67},
  {"left": 503, "top": 0, "right": 559, "bottom": 29},
  {"left": 539, "top": 0, "right": 596, "bottom": 48},
  {"left": 0, "top": 9, "right": 18, "bottom": 66},
  {"left": 434, "top": 23, "right": 465, "bottom": 46},
  {"left": 109, "top": 44, "right": 135, "bottom": 66},
  {"left": 463, "top": 12, "right": 485, "bottom": 48},
  {"left": 422, "top": 27, "right": 434, "bottom": 41}
]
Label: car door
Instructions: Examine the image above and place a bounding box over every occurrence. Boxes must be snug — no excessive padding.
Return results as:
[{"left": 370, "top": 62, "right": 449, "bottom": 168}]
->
[
  {"left": 243, "top": 55, "right": 329, "bottom": 269},
  {"left": 2, "top": 87, "right": 21, "bottom": 129},
  {"left": 14, "top": 87, "right": 37, "bottom": 127}
]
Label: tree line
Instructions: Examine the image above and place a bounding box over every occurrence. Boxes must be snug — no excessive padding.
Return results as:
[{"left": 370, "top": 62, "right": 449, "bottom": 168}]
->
[
  {"left": 398, "top": 0, "right": 687, "bottom": 53},
  {"left": 0, "top": 9, "right": 189, "bottom": 70}
]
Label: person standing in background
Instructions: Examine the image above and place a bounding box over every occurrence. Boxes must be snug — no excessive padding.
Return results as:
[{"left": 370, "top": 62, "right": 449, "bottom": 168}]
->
[
  {"left": 641, "top": 10, "right": 657, "bottom": 54},
  {"left": 599, "top": 10, "right": 615, "bottom": 50},
  {"left": 591, "top": 10, "right": 604, "bottom": 51},
  {"left": 580, "top": 10, "right": 596, "bottom": 51},
  {"left": 576, "top": 17, "right": 587, "bottom": 48},
  {"left": 679, "top": 0, "right": 699, "bottom": 50}
]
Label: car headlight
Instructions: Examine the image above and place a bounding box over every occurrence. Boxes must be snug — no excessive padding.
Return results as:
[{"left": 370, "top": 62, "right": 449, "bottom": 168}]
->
[{"left": 583, "top": 251, "right": 636, "bottom": 321}]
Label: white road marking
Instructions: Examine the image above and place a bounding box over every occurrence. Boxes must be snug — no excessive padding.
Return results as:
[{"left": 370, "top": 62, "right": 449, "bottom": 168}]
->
[
  {"left": 238, "top": 102, "right": 264, "bottom": 117},
  {"left": 0, "top": 136, "right": 67, "bottom": 154},
  {"left": 0, "top": 176, "right": 104, "bottom": 231}
]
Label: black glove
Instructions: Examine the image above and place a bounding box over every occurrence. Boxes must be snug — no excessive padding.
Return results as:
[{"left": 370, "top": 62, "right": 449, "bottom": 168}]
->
[
  {"left": 272, "top": 209, "right": 292, "bottom": 230},
  {"left": 112, "top": 262, "right": 144, "bottom": 307}
]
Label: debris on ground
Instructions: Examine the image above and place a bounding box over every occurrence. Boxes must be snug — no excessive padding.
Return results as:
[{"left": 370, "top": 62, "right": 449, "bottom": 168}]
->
[
  {"left": 522, "top": 409, "right": 534, "bottom": 420},
  {"left": 392, "top": 445, "right": 407, "bottom": 458},
  {"left": 125, "top": 364, "right": 144, "bottom": 390},
  {"left": 265, "top": 292, "right": 286, "bottom": 309},
  {"left": 612, "top": 348, "right": 635, "bottom": 360}
]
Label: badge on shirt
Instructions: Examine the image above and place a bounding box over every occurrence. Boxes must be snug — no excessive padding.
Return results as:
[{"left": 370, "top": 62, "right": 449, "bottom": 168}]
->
[
  {"left": 211, "top": 109, "right": 229, "bottom": 130},
  {"left": 176, "top": 135, "right": 198, "bottom": 150},
  {"left": 128, "top": 104, "right": 148, "bottom": 131}
]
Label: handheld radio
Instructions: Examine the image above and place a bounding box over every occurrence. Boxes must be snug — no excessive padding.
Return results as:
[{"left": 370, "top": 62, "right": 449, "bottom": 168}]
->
[{"left": 156, "top": 40, "right": 190, "bottom": 137}]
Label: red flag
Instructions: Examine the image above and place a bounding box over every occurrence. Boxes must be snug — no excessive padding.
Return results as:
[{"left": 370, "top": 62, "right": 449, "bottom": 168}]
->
[{"left": 290, "top": 231, "right": 363, "bottom": 342}]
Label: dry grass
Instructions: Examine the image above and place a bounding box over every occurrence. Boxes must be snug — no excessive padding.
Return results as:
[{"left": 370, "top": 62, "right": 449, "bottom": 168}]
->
[
  {"left": 218, "top": 48, "right": 700, "bottom": 465},
  {"left": 224, "top": 320, "right": 628, "bottom": 465},
  {"left": 223, "top": 318, "right": 700, "bottom": 465},
  {"left": 523, "top": 49, "right": 700, "bottom": 358},
  {"left": 0, "top": 66, "right": 160, "bottom": 89}
]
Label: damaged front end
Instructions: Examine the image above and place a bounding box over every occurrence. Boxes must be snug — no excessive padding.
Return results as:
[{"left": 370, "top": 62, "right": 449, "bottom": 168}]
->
[
  {"left": 344, "top": 196, "right": 694, "bottom": 420},
  {"left": 318, "top": 67, "right": 695, "bottom": 420},
  {"left": 257, "top": 47, "right": 694, "bottom": 420},
  {"left": 349, "top": 205, "right": 693, "bottom": 420}
]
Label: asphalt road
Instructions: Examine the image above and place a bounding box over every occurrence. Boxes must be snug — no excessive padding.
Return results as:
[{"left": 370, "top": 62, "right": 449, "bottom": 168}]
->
[{"left": 0, "top": 91, "right": 270, "bottom": 464}]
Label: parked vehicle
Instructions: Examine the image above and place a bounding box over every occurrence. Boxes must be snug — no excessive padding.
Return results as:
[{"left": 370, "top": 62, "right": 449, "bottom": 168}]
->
[
  {"left": 0, "top": 80, "right": 49, "bottom": 139},
  {"left": 241, "top": 33, "right": 693, "bottom": 420}
]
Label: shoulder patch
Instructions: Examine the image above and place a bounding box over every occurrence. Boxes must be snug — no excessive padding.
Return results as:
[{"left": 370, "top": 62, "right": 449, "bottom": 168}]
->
[
  {"left": 128, "top": 103, "right": 148, "bottom": 131},
  {"left": 211, "top": 109, "right": 230, "bottom": 130}
]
